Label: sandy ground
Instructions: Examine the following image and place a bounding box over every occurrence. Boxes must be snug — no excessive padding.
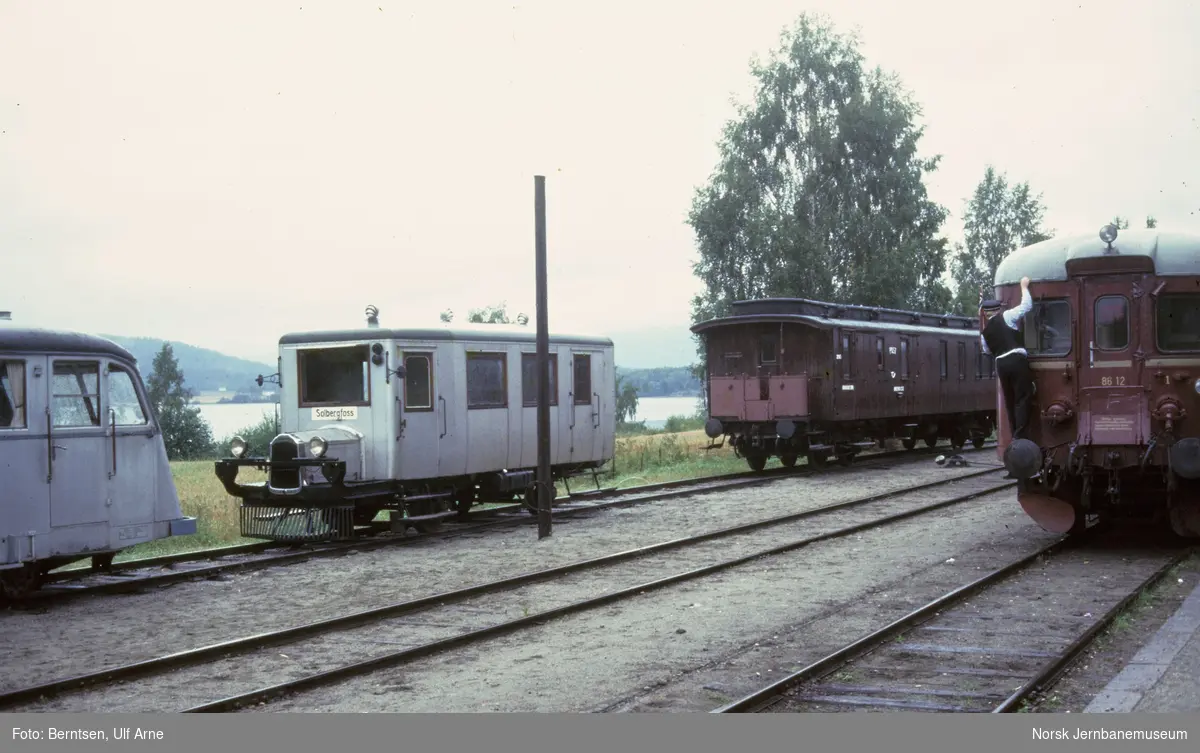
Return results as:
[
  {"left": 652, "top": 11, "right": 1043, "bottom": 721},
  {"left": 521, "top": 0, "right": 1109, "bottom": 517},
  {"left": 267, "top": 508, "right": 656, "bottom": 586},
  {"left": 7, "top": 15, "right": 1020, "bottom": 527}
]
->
[{"left": 0, "top": 449, "right": 1067, "bottom": 714}]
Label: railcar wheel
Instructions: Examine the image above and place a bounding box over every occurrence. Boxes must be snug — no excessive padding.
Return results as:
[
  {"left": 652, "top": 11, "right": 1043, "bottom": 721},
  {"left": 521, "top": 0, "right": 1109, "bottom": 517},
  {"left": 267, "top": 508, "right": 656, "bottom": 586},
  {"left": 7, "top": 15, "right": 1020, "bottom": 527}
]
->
[
  {"left": 836, "top": 451, "right": 855, "bottom": 467},
  {"left": 950, "top": 432, "right": 966, "bottom": 451},
  {"left": 924, "top": 436, "right": 938, "bottom": 448},
  {"left": 902, "top": 438, "right": 916, "bottom": 450},
  {"left": 807, "top": 451, "right": 828, "bottom": 469},
  {"left": 745, "top": 454, "right": 768, "bottom": 472},
  {"left": 456, "top": 487, "right": 476, "bottom": 521},
  {"left": 779, "top": 453, "right": 798, "bottom": 469},
  {"left": 971, "top": 436, "right": 985, "bottom": 450},
  {"left": 0, "top": 564, "right": 42, "bottom": 600}
]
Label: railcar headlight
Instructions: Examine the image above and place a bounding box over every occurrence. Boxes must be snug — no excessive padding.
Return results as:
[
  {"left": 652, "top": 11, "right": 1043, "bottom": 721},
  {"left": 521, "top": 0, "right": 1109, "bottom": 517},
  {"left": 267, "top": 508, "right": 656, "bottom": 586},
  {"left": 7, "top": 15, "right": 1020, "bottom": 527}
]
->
[
  {"left": 230, "top": 436, "right": 248, "bottom": 458},
  {"left": 1194, "top": 377, "right": 1200, "bottom": 395},
  {"left": 309, "top": 436, "right": 328, "bottom": 458}
]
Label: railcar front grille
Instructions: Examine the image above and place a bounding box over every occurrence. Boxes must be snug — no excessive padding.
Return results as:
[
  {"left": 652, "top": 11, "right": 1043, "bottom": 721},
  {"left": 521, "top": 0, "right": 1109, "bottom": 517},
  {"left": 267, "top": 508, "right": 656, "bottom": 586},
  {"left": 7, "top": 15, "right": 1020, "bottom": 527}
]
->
[
  {"left": 239, "top": 505, "right": 357, "bottom": 542},
  {"left": 269, "top": 436, "right": 301, "bottom": 490}
]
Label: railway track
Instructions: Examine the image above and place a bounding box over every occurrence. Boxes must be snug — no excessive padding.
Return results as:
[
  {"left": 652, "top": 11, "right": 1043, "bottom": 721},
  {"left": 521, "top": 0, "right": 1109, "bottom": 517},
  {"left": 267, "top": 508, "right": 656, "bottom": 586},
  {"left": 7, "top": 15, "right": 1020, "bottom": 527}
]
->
[
  {"left": 0, "top": 465, "right": 1013, "bottom": 713},
  {"left": 711, "top": 531, "right": 1193, "bottom": 714},
  {"left": 12, "top": 442, "right": 997, "bottom": 606}
]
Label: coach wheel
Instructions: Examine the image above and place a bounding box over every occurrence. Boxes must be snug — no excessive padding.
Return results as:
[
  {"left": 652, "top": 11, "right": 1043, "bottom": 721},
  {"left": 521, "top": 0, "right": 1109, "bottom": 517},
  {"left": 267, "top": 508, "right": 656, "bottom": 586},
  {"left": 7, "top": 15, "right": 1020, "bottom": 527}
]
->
[
  {"left": 0, "top": 563, "right": 42, "bottom": 600},
  {"left": 949, "top": 431, "right": 966, "bottom": 451},
  {"left": 807, "top": 451, "right": 828, "bottom": 469},
  {"left": 924, "top": 435, "right": 938, "bottom": 449},
  {"left": 836, "top": 451, "right": 856, "bottom": 467},
  {"left": 455, "top": 487, "right": 476, "bottom": 521},
  {"left": 971, "top": 436, "right": 986, "bottom": 450},
  {"left": 902, "top": 438, "right": 916, "bottom": 451},
  {"left": 745, "top": 454, "right": 768, "bottom": 472},
  {"left": 779, "top": 453, "right": 798, "bottom": 469}
]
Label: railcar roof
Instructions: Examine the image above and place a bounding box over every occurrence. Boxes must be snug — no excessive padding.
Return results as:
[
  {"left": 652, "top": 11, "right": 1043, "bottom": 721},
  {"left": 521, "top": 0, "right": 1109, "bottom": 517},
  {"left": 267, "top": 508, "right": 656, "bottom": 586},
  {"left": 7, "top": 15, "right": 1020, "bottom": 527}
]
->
[
  {"left": 995, "top": 229, "right": 1200, "bottom": 285},
  {"left": 279, "top": 324, "right": 613, "bottom": 348},
  {"left": 726, "top": 297, "right": 976, "bottom": 327},
  {"left": 691, "top": 313, "right": 979, "bottom": 339},
  {"left": 0, "top": 326, "right": 136, "bottom": 362}
]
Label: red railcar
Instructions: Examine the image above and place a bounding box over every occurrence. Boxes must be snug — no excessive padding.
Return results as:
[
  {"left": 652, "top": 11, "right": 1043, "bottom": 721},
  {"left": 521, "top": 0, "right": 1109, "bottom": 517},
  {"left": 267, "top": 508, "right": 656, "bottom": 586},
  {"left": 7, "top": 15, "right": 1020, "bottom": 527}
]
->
[
  {"left": 691, "top": 298, "right": 998, "bottom": 471},
  {"left": 993, "top": 225, "right": 1200, "bottom": 538}
]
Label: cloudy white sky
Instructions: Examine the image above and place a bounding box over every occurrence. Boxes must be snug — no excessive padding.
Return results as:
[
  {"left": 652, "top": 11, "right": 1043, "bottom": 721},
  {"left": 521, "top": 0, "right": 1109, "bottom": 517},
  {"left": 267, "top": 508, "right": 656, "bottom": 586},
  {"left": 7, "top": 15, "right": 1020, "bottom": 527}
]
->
[{"left": 3, "top": 0, "right": 1198, "bottom": 364}]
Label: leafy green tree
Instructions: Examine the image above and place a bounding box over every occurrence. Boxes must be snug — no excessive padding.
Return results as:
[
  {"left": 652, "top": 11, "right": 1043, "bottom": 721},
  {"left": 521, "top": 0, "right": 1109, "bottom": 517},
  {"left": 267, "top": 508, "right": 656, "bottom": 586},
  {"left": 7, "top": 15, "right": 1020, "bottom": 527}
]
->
[
  {"left": 1110, "top": 216, "right": 1131, "bottom": 230},
  {"left": 615, "top": 375, "right": 640, "bottom": 424},
  {"left": 688, "top": 12, "right": 953, "bottom": 349},
  {"left": 146, "top": 342, "right": 215, "bottom": 460},
  {"left": 1145, "top": 215, "right": 1158, "bottom": 229},
  {"left": 948, "top": 167, "right": 1051, "bottom": 313},
  {"left": 460, "top": 302, "right": 529, "bottom": 325}
]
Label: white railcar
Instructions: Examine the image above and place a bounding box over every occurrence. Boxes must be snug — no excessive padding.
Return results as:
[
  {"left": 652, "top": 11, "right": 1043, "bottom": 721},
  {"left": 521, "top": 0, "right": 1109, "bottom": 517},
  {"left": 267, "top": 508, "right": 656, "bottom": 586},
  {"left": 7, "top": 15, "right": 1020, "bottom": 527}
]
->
[
  {"left": 0, "top": 319, "right": 197, "bottom": 598},
  {"left": 215, "top": 307, "right": 616, "bottom": 541}
]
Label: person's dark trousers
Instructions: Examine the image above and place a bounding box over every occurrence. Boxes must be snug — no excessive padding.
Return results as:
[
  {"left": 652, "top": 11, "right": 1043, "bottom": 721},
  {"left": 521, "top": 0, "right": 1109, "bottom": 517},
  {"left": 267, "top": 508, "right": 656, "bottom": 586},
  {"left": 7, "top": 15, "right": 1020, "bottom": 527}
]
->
[{"left": 997, "top": 353, "right": 1035, "bottom": 441}]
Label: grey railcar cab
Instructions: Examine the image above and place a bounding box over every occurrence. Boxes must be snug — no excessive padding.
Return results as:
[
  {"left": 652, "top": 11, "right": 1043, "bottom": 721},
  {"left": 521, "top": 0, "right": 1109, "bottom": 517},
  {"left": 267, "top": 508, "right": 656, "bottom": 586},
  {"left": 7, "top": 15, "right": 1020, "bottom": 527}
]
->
[
  {"left": 0, "top": 320, "right": 197, "bottom": 598},
  {"left": 214, "top": 307, "right": 616, "bottom": 542}
]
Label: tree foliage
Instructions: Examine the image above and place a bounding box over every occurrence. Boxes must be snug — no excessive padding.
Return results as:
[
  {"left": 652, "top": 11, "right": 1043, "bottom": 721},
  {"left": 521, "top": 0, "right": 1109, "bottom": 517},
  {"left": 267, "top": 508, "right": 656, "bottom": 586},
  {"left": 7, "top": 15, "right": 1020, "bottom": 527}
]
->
[
  {"left": 615, "top": 374, "right": 640, "bottom": 424},
  {"left": 948, "top": 166, "right": 1051, "bottom": 314},
  {"left": 1145, "top": 215, "right": 1158, "bottom": 229},
  {"left": 440, "top": 303, "right": 529, "bottom": 325},
  {"left": 688, "top": 12, "right": 954, "bottom": 343},
  {"left": 146, "top": 342, "right": 215, "bottom": 460}
]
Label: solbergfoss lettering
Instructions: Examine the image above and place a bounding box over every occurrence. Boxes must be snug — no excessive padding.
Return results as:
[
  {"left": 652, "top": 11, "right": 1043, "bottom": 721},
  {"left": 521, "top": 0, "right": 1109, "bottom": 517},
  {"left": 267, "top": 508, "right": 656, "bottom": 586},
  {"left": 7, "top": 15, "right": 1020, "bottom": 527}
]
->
[
  {"left": 1033, "top": 727, "right": 1189, "bottom": 741},
  {"left": 315, "top": 408, "right": 355, "bottom": 420}
]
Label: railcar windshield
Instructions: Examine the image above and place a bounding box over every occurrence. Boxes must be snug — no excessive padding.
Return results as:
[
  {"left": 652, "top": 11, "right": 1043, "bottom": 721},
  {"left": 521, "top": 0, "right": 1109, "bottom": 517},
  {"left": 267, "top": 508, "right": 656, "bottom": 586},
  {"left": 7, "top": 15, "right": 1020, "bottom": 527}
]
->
[
  {"left": 1022, "top": 299, "right": 1072, "bottom": 357},
  {"left": 298, "top": 345, "right": 371, "bottom": 406},
  {"left": 1157, "top": 293, "right": 1200, "bottom": 353}
]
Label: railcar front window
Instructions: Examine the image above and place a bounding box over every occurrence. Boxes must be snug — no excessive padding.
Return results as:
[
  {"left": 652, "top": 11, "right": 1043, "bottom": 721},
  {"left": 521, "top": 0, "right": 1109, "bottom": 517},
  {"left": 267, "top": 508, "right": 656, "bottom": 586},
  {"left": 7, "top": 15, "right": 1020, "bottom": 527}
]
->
[
  {"left": 53, "top": 361, "right": 101, "bottom": 427},
  {"left": 1094, "top": 295, "right": 1129, "bottom": 350},
  {"left": 1156, "top": 293, "right": 1200, "bottom": 353},
  {"left": 0, "top": 359, "right": 26, "bottom": 429},
  {"left": 403, "top": 354, "right": 432, "bottom": 410},
  {"left": 1023, "top": 299, "right": 1072, "bottom": 357},
  {"left": 521, "top": 353, "right": 559, "bottom": 407},
  {"left": 467, "top": 352, "right": 507, "bottom": 409},
  {"left": 299, "top": 346, "right": 370, "bottom": 406},
  {"left": 108, "top": 367, "right": 148, "bottom": 425}
]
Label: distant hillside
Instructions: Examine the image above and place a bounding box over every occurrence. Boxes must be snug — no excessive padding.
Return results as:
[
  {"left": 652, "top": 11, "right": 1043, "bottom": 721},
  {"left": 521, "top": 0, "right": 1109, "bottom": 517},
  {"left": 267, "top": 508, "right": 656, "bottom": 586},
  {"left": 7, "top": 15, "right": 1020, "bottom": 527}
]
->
[
  {"left": 102, "top": 335, "right": 274, "bottom": 398},
  {"left": 616, "top": 366, "right": 701, "bottom": 398},
  {"left": 608, "top": 325, "right": 699, "bottom": 369}
]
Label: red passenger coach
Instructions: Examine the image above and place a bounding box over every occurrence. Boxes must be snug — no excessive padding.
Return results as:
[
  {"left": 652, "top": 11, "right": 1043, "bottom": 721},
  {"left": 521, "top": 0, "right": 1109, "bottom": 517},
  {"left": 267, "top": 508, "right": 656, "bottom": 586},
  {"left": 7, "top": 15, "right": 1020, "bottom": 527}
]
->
[
  {"left": 993, "top": 225, "right": 1200, "bottom": 538},
  {"left": 691, "top": 298, "right": 998, "bottom": 472}
]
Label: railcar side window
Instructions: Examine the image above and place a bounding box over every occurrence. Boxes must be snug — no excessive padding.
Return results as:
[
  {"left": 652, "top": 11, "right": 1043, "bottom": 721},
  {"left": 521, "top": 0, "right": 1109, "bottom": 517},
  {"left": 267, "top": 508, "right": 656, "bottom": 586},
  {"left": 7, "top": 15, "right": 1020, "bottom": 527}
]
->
[
  {"left": 1023, "top": 299, "right": 1072, "bottom": 357},
  {"left": 573, "top": 354, "right": 592, "bottom": 405},
  {"left": 1094, "top": 295, "right": 1129, "bottom": 350},
  {"left": 1156, "top": 293, "right": 1200, "bottom": 352},
  {"left": 52, "top": 361, "right": 101, "bottom": 427},
  {"left": 467, "top": 353, "right": 507, "bottom": 409},
  {"left": 840, "top": 335, "right": 852, "bottom": 380},
  {"left": 957, "top": 342, "right": 966, "bottom": 380},
  {"left": 759, "top": 334, "right": 778, "bottom": 365},
  {"left": 938, "top": 341, "right": 948, "bottom": 380},
  {"left": 0, "top": 359, "right": 26, "bottom": 429},
  {"left": 876, "top": 337, "right": 884, "bottom": 371},
  {"left": 403, "top": 355, "right": 433, "bottom": 411},
  {"left": 521, "top": 353, "right": 559, "bottom": 406},
  {"left": 899, "top": 338, "right": 910, "bottom": 378},
  {"left": 107, "top": 366, "right": 148, "bottom": 425},
  {"left": 299, "top": 346, "right": 370, "bottom": 406}
]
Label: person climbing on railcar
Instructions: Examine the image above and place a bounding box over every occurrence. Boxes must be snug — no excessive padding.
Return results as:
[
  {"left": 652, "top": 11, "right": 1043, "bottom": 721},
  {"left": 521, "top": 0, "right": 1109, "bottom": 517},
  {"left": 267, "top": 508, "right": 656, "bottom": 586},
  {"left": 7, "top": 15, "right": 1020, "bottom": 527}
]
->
[{"left": 979, "top": 276, "right": 1037, "bottom": 455}]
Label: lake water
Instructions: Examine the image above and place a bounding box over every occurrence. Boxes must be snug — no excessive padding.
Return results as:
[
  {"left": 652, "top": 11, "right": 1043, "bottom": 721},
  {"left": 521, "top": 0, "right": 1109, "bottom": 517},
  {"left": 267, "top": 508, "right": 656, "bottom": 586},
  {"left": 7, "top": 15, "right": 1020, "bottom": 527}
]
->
[{"left": 195, "top": 394, "right": 704, "bottom": 440}]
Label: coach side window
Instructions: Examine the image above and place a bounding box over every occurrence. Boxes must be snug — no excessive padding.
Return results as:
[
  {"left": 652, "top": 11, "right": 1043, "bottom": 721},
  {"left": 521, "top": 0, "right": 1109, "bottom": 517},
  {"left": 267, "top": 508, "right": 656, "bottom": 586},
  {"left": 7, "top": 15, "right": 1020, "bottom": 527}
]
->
[
  {"left": 52, "top": 361, "right": 101, "bottom": 427},
  {"left": 466, "top": 353, "right": 507, "bottom": 409},
  {"left": 108, "top": 366, "right": 148, "bottom": 425},
  {"left": 1094, "top": 296, "right": 1129, "bottom": 350},
  {"left": 840, "top": 334, "right": 852, "bottom": 380},
  {"left": 573, "top": 354, "right": 592, "bottom": 405},
  {"left": 403, "top": 354, "right": 433, "bottom": 411},
  {"left": 938, "top": 341, "right": 948, "bottom": 380},
  {"left": 1156, "top": 293, "right": 1200, "bottom": 352},
  {"left": 876, "top": 337, "right": 884, "bottom": 371},
  {"left": 899, "top": 338, "right": 910, "bottom": 378},
  {"left": 0, "top": 359, "right": 26, "bottom": 429},
  {"left": 759, "top": 334, "right": 778, "bottom": 365},
  {"left": 957, "top": 342, "right": 966, "bottom": 380},
  {"left": 521, "top": 353, "right": 559, "bottom": 407}
]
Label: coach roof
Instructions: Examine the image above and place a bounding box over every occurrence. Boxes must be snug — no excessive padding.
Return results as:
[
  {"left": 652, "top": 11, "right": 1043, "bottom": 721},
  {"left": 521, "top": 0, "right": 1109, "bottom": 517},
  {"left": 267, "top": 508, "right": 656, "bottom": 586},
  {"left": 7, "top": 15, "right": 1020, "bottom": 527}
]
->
[
  {"left": 279, "top": 324, "right": 613, "bottom": 348},
  {"left": 994, "top": 229, "right": 1200, "bottom": 286},
  {"left": 0, "top": 327, "right": 137, "bottom": 362}
]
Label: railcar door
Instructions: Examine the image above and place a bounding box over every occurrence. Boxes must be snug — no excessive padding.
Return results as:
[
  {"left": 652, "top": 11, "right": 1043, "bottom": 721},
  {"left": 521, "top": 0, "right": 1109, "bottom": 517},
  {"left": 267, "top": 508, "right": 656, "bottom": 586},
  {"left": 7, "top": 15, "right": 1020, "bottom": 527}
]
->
[
  {"left": 104, "top": 361, "right": 159, "bottom": 539},
  {"left": 47, "top": 358, "right": 109, "bottom": 529},
  {"left": 568, "top": 350, "right": 601, "bottom": 462},
  {"left": 0, "top": 355, "right": 49, "bottom": 565},
  {"left": 1079, "top": 279, "right": 1145, "bottom": 445},
  {"left": 434, "top": 348, "right": 466, "bottom": 477},
  {"left": 518, "top": 349, "right": 559, "bottom": 468},
  {"left": 396, "top": 348, "right": 440, "bottom": 481},
  {"left": 833, "top": 330, "right": 858, "bottom": 420}
]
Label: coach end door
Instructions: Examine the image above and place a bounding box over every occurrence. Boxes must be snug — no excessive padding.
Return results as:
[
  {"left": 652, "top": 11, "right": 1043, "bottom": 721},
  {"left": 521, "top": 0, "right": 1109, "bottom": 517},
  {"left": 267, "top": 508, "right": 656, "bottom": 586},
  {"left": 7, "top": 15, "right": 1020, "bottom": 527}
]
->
[{"left": 1079, "top": 280, "right": 1144, "bottom": 446}]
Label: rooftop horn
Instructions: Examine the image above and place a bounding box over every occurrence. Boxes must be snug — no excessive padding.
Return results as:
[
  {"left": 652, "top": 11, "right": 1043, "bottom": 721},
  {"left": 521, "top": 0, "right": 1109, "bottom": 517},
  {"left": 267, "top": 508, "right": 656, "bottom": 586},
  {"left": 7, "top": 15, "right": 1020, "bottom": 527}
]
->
[{"left": 365, "top": 305, "right": 380, "bottom": 328}]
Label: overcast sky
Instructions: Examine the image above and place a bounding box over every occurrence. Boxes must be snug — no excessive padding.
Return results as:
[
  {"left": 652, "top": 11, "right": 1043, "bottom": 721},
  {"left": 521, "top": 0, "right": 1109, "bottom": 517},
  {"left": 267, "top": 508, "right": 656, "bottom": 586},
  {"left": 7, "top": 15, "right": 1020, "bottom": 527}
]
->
[{"left": 3, "top": 0, "right": 1197, "bottom": 364}]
